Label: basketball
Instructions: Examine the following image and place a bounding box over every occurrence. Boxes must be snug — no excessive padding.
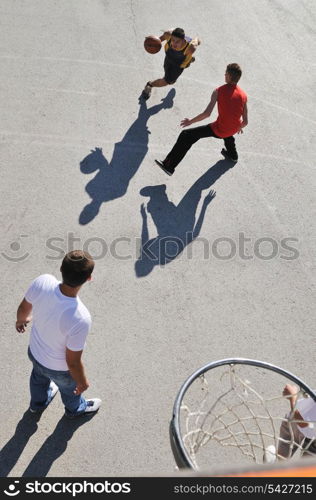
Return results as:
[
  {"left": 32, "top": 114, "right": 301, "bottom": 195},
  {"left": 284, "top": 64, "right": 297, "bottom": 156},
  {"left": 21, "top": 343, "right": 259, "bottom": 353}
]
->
[{"left": 144, "top": 35, "right": 162, "bottom": 54}]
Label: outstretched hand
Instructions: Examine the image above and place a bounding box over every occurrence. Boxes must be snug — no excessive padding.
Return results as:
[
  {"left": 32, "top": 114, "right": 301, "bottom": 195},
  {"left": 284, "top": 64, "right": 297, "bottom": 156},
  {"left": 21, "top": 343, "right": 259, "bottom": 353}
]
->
[{"left": 181, "top": 118, "right": 191, "bottom": 128}]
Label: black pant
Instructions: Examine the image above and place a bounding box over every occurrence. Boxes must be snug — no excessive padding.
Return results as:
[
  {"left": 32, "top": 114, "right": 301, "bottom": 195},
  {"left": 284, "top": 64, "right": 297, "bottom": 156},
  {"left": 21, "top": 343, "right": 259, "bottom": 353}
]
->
[
  {"left": 164, "top": 125, "right": 238, "bottom": 169},
  {"left": 163, "top": 58, "right": 183, "bottom": 84}
]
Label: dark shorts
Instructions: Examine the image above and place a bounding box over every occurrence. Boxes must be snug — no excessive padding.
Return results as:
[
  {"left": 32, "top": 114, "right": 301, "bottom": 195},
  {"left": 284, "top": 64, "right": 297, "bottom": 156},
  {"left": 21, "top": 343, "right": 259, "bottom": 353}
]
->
[{"left": 163, "top": 58, "right": 184, "bottom": 84}]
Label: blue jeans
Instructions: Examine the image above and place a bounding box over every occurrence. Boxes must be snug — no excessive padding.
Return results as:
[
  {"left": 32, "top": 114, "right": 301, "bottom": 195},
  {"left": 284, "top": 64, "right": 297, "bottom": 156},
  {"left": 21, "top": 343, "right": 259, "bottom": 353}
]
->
[{"left": 28, "top": 348, "right": 87, "bottom": 417}]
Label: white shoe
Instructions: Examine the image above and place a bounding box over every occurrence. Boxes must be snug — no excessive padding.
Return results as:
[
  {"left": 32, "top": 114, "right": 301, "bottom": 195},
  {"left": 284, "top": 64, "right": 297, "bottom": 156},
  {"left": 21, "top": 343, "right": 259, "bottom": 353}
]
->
[
  {"left": 29, "top": 381, "right": 59, "bottom": 413},
  {"left": 84, "top": 398, "right": 102, "bottom": 414},
  {"left": 263, "top": 444, "right": 277, "bottom": 463},
  {"left": 65, "top": 398, "right": 102, "bottom": 419},
  {"left": 49, "top": 381, "right": 59, "bottom": 400}
]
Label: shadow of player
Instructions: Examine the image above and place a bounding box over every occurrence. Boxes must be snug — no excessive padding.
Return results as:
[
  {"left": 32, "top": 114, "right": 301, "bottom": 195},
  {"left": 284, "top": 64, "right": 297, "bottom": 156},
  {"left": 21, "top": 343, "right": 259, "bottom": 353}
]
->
[
  {"left": 135, "top": 160, "right": 231, "bottom": 277},
  {"left": 79, "top": 89, "right": 176, "bottom": 225}
]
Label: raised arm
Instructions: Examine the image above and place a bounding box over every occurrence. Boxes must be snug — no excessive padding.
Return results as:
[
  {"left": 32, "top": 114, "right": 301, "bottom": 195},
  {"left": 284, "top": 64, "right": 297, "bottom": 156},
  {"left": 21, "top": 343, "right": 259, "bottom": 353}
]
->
[
  {"left": 159, "top": 30, "right": 172, "bottom": 42},
  {"left": 187, "top": 36, "right": 201, "bottom": 54},
  {"left": 181, "top": 89, "right": 218, "bottom": 128},
  {"left": 283, "top": 384, "right": 312, "bottom": 428},
  {"left": 283, "top": 384, "right": 299, "bottom": 411}
]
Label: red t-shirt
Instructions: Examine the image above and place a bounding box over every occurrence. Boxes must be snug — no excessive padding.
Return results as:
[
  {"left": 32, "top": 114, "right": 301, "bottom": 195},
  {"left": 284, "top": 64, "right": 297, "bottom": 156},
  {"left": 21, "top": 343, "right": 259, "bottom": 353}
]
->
[{"left": 211, "top": 84, "right": 247, "bottom": 138}]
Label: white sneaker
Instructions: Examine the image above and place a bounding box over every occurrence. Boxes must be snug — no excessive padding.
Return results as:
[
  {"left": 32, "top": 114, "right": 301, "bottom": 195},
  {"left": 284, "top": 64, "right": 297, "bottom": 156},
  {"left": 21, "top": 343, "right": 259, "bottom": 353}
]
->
[
  {"left": 65, "top": 398, "right": 102, "bottom": 419},
  {"left": 49, "top": 381, "right": 59, "bottom": 400},
  {"left": 263, "top": 444, "right": 277, "bottom": 463},
  {"left": 84, "top": 398, "right": 102, "bottom": 414},
  {"left": 29, "top": 381, "right": 59, "bottom": 413}
]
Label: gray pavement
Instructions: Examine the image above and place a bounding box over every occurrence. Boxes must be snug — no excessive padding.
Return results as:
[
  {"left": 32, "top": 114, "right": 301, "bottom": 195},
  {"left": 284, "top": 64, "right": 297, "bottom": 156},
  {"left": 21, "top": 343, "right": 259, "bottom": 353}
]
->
[{"left": 0, "top": 0, "right": 315, "bottom": 477}]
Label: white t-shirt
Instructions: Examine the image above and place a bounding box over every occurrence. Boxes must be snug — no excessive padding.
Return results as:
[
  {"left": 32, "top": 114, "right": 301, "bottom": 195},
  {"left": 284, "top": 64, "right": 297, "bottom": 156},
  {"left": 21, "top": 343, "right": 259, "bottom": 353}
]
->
[
  {"left": 25, "top": 274, "right": 91, "bottom": 371},
  {"left": 296, "top": 395, "right": 316, "bottom": 439}
]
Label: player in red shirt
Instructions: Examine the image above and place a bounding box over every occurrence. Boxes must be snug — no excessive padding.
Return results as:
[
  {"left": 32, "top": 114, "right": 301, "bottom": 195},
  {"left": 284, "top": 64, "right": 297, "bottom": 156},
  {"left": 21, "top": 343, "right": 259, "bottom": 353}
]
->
[{"left": 155, "top": 63, "right": 248, "bottom": 176}]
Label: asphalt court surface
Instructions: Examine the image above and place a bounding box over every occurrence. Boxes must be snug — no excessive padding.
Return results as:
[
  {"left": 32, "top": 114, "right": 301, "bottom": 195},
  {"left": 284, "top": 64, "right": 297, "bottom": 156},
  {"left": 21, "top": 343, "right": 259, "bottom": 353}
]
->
[{"left": 0, "top": 0, "right": 315, "bottom": 477}]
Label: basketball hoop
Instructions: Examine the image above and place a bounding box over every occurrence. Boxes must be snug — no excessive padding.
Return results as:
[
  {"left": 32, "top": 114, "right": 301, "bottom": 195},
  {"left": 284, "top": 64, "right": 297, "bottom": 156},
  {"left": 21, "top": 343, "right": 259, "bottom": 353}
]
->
[{"left": 170, "top": 359, "right": 316, "bottom": 471}]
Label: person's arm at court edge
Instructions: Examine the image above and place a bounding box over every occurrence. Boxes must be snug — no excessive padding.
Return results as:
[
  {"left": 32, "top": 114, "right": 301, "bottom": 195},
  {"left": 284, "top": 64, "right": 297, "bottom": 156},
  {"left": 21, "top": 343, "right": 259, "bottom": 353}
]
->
[
  {"left": 66, "top": 348, "right": 89, "bottom": 395},
  {"left": 283, "top": 384, "right": 308, "bottom": 428},
  {"left": 238, "top": 102, "right": 248, "bottom": 134},
  {"left": 16, "top": 298, "right": 32, "bottom": 332},
  {"left": 181, "top": 89, "right": 218, "bottom": 128},
  {"left": 283, "top": 384, "right": 298, "bottom": 410}
]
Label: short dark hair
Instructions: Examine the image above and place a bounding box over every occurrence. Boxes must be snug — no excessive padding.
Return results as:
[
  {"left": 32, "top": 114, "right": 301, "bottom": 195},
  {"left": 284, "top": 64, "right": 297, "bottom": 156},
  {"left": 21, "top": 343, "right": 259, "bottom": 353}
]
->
[
  {"left": 226, "top": 63, "right": 242, "bottom": 83},
  {"left": 61, "top": 250, "right": 94, "bottom": 287},
  {"left": 171, "top": 27, "right": 185, "bottom": 39}
]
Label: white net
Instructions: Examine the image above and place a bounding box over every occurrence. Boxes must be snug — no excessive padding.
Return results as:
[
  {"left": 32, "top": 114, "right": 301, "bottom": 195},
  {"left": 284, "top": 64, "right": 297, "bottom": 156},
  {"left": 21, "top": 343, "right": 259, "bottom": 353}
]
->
[{"left": 177, "top": 363, "right": 316, "bottom": 470}]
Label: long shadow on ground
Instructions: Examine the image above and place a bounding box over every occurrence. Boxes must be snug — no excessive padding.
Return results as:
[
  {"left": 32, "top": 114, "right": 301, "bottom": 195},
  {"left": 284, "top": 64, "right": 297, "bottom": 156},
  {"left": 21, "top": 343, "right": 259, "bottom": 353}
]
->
[
  {"left": 21, "top": 414, "right": 95, "bottom": 477},
  {"left": 0, "top": 410, "right": 41, "bottom": 477},
  {"left": 135, "top": 159, "right": 232, "bottom": 277},
  {"left": 0, "top": 410, "right": 96, "bottom": 477},
  {"left": 79, "top": 89, "right": 176, "bottom": 225}
]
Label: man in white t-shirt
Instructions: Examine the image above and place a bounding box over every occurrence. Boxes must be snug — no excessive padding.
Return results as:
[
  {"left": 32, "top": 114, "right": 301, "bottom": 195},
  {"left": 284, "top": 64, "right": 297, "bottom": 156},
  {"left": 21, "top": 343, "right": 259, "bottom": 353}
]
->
[{"left": 16, "top": 250, "right": 101, "bottom": 418}]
